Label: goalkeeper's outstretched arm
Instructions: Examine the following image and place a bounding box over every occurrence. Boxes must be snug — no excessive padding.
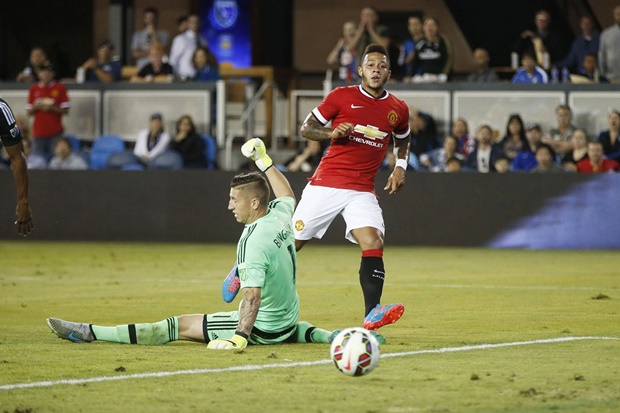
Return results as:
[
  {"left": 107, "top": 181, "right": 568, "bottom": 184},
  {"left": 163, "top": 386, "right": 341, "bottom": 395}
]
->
[{"left": 241, "top": 137, "right": 295, "bottom": 201}]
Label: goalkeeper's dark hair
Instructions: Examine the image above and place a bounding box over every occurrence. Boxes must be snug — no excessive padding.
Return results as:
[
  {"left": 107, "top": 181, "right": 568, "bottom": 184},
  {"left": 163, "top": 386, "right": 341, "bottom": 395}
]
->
[
  {"left": 231, "top": 172, "right": 270, "bottom": 206},
  {"left": 362, "top": 44, "right": 390, "bottom": 68}
]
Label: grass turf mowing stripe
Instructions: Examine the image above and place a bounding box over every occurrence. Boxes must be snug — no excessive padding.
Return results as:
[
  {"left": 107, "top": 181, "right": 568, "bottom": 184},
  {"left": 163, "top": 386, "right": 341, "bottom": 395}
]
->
[{"left": 1, "top": 336, "right": 617, "bottom": 391}]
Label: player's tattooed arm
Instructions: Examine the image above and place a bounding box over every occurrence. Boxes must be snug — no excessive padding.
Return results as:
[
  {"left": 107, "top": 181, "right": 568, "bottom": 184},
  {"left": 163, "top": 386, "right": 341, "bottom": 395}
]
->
[
  {"left": 301, "top": 115, "right": 354, "bottom": 141},
  {"left": 237, "top": 287, "right": 261, "bottom": 335}
]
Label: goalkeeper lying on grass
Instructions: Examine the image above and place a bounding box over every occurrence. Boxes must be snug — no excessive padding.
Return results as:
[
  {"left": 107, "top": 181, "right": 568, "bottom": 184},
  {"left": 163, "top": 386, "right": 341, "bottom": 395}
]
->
[{"left": 47, "top": 138, "right": 385, "bottom": 350}]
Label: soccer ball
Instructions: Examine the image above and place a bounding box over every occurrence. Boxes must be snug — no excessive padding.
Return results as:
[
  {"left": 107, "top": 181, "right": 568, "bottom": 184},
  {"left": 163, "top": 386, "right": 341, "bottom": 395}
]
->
[{"left": 330, "top": 327, "right": 380, "bottom": 377}]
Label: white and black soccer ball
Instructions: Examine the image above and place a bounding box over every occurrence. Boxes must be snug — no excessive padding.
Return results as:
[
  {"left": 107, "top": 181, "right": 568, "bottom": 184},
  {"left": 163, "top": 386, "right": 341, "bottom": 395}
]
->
[{"left": 330, "top": 327, "right": 380, "bottom": 377}]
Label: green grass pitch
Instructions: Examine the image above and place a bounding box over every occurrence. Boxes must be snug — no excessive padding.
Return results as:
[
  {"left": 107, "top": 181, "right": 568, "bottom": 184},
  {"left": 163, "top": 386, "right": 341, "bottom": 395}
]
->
[{"left": 0, "top": 242, "right": 619, "bottom": 412}]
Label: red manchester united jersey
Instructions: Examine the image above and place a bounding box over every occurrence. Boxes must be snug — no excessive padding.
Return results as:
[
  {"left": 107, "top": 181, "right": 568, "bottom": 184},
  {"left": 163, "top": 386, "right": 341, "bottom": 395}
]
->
[
  {"left": 27, "top": 81, "right": 70, "bottom": 138},
  {"left": 308, "top": 85, "right": 410, "bottom": 192}
]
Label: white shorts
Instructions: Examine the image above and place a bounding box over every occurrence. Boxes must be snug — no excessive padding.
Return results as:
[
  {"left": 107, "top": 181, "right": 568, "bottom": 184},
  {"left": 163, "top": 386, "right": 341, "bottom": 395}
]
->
[{"left": 292, "top": 184, "right": 385, "bottom": 244}]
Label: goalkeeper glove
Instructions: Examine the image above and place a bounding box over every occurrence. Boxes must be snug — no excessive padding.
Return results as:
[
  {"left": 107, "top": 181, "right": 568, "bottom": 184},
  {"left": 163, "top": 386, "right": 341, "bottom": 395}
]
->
[
  {"left": 241, "top": 138, "right": 273, "bottom": 172},
  {"left": 207, "top": 332, "right": 248, "bottom": 352}
]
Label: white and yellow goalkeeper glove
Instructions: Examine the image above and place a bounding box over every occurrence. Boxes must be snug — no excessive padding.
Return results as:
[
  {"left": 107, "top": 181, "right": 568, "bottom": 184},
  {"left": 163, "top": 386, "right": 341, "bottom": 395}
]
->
[
  {"left": 207, "top": 332, "right": 248, "bottom": 352},
  {"left": 241, "top": 138, "right": 273, "bottom": 172}
]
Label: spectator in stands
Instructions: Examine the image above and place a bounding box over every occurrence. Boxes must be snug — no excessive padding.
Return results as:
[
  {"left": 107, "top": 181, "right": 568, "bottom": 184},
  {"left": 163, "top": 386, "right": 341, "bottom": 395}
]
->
[
  {"left": 493, "top": 155, "right": 511, "bottom": 173},
  {"left": 512, "top": 123, "right": 543, "bottom": 172},
  {"left": 283, "top": 140, "right": 326, "bottom": 172},
  {"left": 419, "top": 135, "right": 463, "bottom": 172},
  {"left": 498, "top": 114, "right": 528, "bottom": 160},
  {"left": 400, "top": 16, "right": 424, "bottom": 79},
  {"left": 598, "top": 5, "right": 620, "bottom": 83},
  {"left": 410, "top": 17, "right": 452, "bottom": 80},
  {"left": 81, "top": 40, "right": 122, "bottom": 83},
  {"left": 169, "top": 115, "right": 206, "bottom": 168},
  {"left": 531, "top": 143, "right": 564, "bottom": 173},
  {"left": 15, "top": 47, "right": 47, "bottom": 83},
  {"left": 26, "top": 62, "right": 70, "bottom": 157},
  {"left": 445, "top": 156, "right": 462, "bottom": 173},
  {"left": 327, "top": 21, "right": 358, "bottom": 81},
  {"left": 131, "top": 7, "right": 170, "bottom": 70},
  {"left": 513, "top": 9, "right": 567, "bottom": 68},
  {"left": 177, "top": 16, "right": 188, "bottom": 34},
  {"left": 409, "top": 107, "right": 439, "bottom": 158},
  {"left": 349, "top": 7, "right": 390, "bottom": 69},
  {"left": 192, "top": 47, "right": 220, "bottom": 82},
  {"left": 597, "top": 110, "right": 620, "bottom": 162},
  {"left": 543, "top": 104, "right": 577, "bottom": 155},
  {"left": 130, "top": 43, "right": 174, "bottom": 83},
  {"left": 22, "top": 136, "right": 47, "bottom": 170},
  {"left": 134, "top": 113, "right": 172, "bottom": 166},
  {"left": 570, "top": 53, "right": 609, "bottom": 83},
  {"left": 464, "top": 124, "right": 504, "bottom": 172},
  {"left": 561, "top": 128, "right": 589, "bottom": 172},
  {"left": 48, "top": 136, "right": 88, "bottom": 170},
  {"left": 451, "top": 117, "right": 474, "bottom": 156},
  {"left": 512, "top": 53, "right": 548, "bottom": 84},
  {"left": 169, "top": 14, "right": 209, "bottom": 81},
  {"left": 577, "top": 141, "right": 620, "bottom": 173},
  {"left": 557, "top": 16, "right": 600, "bottom": 74},
  {"left": 466, "top": 48, "right": 499, "bottom": 83}
]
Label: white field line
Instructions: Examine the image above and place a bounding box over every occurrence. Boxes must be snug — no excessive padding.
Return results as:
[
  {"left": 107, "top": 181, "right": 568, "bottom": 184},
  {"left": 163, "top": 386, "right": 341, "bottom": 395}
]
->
[{"left": 1, "top": 336, "right": 617, "bottom": 391}]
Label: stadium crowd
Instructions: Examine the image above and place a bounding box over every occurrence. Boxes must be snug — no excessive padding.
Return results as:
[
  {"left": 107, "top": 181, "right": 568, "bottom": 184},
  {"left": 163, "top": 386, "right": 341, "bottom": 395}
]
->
[{"left": 2, "top": 5, "right": 619, "bottom": 174}]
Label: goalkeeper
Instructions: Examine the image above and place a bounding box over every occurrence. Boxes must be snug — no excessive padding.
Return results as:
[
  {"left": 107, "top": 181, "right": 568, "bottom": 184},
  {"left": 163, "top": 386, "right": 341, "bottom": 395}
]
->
[{"left": 47, "top": 139, "right": 380, "bottom": 350}]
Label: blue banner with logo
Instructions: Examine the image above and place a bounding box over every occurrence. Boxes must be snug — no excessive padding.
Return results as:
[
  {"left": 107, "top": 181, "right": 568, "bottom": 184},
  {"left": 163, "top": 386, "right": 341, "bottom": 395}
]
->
[{"left": 200, "top": 0, "right": 252, "bottom": 68}]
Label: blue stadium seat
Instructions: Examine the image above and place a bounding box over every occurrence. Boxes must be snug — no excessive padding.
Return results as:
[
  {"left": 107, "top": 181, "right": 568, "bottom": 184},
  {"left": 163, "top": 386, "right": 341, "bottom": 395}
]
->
[
  {"left": 202, "top": 134, "right": 217, "bottom": 169},
  {"left": 148, "top": 150, "right": 183, "bottom": 170},
  {"left": 106, "top": 151, "right": 140, "bottom": 169},
  {"left": 64, "top": 134, "right": 82, "bottom": 152},
  {"left": 90, "top": 135, "right": 125, "bottom": 170}
]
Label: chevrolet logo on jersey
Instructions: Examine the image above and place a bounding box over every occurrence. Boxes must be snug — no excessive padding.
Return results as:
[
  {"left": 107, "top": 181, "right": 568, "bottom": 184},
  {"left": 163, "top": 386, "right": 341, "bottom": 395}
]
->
[{"left": 353, "top": 124, "right": 388, "bottom": 140}]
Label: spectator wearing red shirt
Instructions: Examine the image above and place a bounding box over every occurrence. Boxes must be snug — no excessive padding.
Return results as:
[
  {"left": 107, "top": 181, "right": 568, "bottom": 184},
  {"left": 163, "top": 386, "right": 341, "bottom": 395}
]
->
[
  {"left": 26, "top": 62, "right": 70, "bottom": 157},
  {"left": 577, "top": 141, "right": 620, "bottom": 173}
]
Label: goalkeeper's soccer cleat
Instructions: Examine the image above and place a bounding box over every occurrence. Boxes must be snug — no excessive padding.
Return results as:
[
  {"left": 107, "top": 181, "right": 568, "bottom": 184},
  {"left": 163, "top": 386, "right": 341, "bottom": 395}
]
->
[
  {"left": 222, "top": 263, "right": 240, "bottom": 303},
  {"left": 363, "top": 303, "right": 405, "bottom": 331},
  {"left": 329, "top": 329, "right": 387, "bottom": 345},
  {"left": 47, "top": 317, "right": 95, "bottom": 343}
]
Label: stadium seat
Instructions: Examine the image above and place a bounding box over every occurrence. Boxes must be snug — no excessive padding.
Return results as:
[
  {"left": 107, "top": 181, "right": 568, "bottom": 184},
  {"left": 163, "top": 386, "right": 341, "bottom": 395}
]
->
[
  {"left": 90, "top": 135, "right": 125, "bottom": 170},
  {"left": 106, "top": 151, "right": 140, "bottom": 169},
  {"left": 148, "top": 150, "right": 183, "bottom": 170},
  {"left": 121, "top": 163, "right": 145, "bottom": 171},
  {"left": 64, "top": 134, "right": 82, "bottom": 152},
  {"left": 202, "top": 134, "right": 217, "bottom": 169}
]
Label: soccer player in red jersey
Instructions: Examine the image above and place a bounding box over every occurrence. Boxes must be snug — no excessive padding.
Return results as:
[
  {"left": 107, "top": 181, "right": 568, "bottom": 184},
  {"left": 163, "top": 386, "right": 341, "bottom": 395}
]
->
[{"left": 294, "top": 44, "right": 411, "bottom": 331}]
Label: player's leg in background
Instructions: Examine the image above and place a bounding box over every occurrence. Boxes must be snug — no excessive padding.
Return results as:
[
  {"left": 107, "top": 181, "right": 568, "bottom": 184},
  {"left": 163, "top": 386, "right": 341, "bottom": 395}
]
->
[{"left": 352, "top": 226, "right": 386, "bottom": 317}]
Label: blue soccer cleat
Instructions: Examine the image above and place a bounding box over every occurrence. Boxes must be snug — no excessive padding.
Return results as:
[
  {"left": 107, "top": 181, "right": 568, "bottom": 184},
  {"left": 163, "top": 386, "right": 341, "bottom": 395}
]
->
[
  {"left": 47, "top": 317, "right": 94, "bottom": 343},
  {"left": 363, "top": 303, "right": 405, "bottom": 331},
  {"left": 222, "top": 263, "right": 240, "bottom": 303}
]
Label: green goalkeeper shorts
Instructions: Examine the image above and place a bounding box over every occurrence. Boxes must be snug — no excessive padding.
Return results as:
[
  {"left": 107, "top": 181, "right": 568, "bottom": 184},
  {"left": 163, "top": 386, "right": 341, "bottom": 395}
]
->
[{"left": 202, "top": 311, "right": 297, "bottom": 345}]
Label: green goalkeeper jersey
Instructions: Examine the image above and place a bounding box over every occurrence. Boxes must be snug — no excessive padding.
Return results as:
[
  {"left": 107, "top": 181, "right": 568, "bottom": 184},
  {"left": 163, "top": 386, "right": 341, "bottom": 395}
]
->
[{"left": 236, "top": 196, "right": 299, "bottom": 333}]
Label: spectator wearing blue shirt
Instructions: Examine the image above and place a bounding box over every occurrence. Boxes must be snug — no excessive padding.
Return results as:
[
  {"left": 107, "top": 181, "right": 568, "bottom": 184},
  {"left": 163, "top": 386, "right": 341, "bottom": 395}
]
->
[
  {"left": 81, "top": 40, "right": 122, "bottom": 83},
  {"left": 512, "top": 54, "right": 549, "bottom": 84},
  {"left": 192, "top": 47, "right": 220, "bottom": 82},
  {"left": 512, "top": 123, "right": 542, "bottom": 171},
  {"left": 400, "top": 16, "right": 424, "bottom": 79},
  {"left": 557, "top": 16, "right": 600, "bottom": 74}
]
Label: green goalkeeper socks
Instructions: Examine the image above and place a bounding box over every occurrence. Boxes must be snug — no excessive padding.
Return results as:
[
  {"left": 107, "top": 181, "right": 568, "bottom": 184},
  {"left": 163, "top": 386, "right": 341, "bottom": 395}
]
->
[
  {"left": 91, "top": 317, "right": 179, "bottom": 345},
  {"left": 294, "top": 321, "right": 331, "bottom": 343}
]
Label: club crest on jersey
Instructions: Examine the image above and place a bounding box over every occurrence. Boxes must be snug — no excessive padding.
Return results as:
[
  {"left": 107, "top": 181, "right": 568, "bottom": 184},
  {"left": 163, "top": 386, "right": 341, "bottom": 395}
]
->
[
  {"left": 9, "top": 126, "right": 20, "bottom": 138},
  {"left": 353, "top": 124, "right": 388, "bottom": 140},
  {"left": 387, "top": 110, "right": 399, "bottom": 125},
  {"left": 294, "top": 220, "right": 305, "bottom": 231}
]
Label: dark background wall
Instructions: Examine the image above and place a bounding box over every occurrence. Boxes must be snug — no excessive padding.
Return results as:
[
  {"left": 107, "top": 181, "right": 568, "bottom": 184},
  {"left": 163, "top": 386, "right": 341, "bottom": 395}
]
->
[{"left": 1, "top": 170, "right": 610, "bottom": 248}]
